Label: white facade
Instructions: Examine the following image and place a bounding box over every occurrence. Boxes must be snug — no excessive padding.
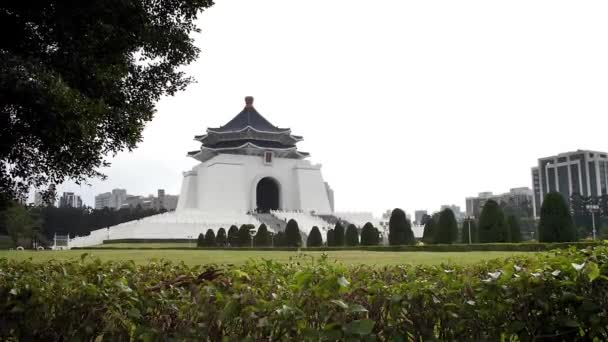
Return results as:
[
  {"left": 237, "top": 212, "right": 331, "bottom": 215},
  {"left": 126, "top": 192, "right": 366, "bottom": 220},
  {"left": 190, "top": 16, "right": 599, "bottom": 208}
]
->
[{"left": 177, "top": 153, "right": 333, "bottom": 214}]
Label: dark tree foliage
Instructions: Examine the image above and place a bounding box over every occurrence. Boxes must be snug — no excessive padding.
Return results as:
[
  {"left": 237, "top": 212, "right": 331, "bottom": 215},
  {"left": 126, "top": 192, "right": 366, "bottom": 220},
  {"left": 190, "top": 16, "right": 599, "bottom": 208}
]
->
[
  {"left": 0, "top": 0, "right": 214, "bottom": 206},
  {"left": 39, "top": 206, "right": 164, "bottom": 238},
  {"left": 461, "top": 218, "right": 478, "bottom": 244},
  {"left": 333, "top": 222, "right": 345, "bottom": 246},
  {"left": 420, "top": 214, "right": 432, "bottom": 226},
  {"left": 360, "top": 222, "right": 379, "bottom": 246},
  {"left": 216, "top": 228, "right": 227, "bottom": 246},
  {"left": 435, "top": 209, "right": 458, "bottom": 244},
  {"left": 196, "top": 233, "right": 205, "bottom": 247},
  {"left": 227, "top": 225, "right": 238, "bottom": 247},
  {"left": 306, "top": 226, "right": 323, "bottom": 247},
  {"left": 506, "top": 215, "right": 522, "bottom": 243},
  {"left": 539, "top": 193, "right": 577, "bottom": 242},
  {"left": 388, "top": 208, "right": 415, "bottom": 245},
  {"left": 204, "top": 229, "right": 216, "bottom": 247},
  {"left": 274, "top": 231, "right": 286, "bottom": 247},
  {"left": 238, "top": 224, "right": 254, "bottom": 247},
  {"left": 345, "top": 224, "right": 359, "bottom": 246},
  {"left": 422, "top": 214, "right": 437, "bottom": 244},
  {"left": 478, "top": 199, "right": 509, "bottom": 243},
  {"left": 326, "top": 229, "right": 335, "bottom": 247},
  {"left": 254, "top": 224, "right": 271, "bottom": 247},
  {"left": 285, "top": 219, "right": 301, "bottom": 247}
]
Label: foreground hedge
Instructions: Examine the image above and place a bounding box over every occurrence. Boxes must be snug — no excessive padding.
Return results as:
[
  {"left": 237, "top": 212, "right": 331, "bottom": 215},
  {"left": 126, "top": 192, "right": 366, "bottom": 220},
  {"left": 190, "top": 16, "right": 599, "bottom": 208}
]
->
[
  {"left": 2, "top": 245, "right": 608, "bottom": 340},
  {"left": 93, "top": 240, "right": 601, "bottom": 252}
]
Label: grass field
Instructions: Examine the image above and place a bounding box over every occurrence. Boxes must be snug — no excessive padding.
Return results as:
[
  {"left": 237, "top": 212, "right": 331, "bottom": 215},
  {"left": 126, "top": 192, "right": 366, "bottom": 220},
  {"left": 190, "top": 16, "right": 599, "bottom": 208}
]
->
[{"left": 0, "top": 248, "right": 534, "bottom": 266}]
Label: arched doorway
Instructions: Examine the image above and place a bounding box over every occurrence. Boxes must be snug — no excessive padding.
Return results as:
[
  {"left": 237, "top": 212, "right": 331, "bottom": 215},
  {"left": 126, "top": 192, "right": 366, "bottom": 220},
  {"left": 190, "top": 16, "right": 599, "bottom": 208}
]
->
[{"left": 256, "top": 177, "right": 279, "bottom": 213}]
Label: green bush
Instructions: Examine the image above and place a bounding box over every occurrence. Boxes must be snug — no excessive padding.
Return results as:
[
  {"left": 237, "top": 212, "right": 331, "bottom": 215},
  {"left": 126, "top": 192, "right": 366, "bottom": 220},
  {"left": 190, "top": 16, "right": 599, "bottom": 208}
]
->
[
  {"left": 2, "top": 244, "right": 608, "bottom": 340},
  {"left": 389, "top": 208, "right": 415, "bottom": 245},
  {"left": 227, "top": 225, "right": 238, "bottom": 247},
  {"left": 204, "top": 229, "right": 216, "bottom": 247},
  {"left": 238, "top": 225, "right": 255, "bottom": 247},
  {"left": 507, "top": 215, "right": 522, "bottom": 243},
  {"left": 345, "top": 224, "right": 359, "bottom": 246},
  {"left": 435, "top": 208, "right": 458, "bottom": 244},
  {"left": 285, "top": 219, "right": 301, "bottom": 247},
  {"left": 216, "top": 228, "right": 227, "bottom": 247},
  {"left": 334, "top": 222, "right": 345, "bottom": 246},
  {"left": 479, "top": 199, "right": 509, "bottom": 243},
  {"left": 539, "top": 192, "right": 577, "bottom": 242},
  {"left": 196, "top": 233, "right": 205, "bottom": 247},
  {"left": 306, "top": 226, "right": 323, "bottom": 247},
  {"left": 360, "top": 222, "right": 379, "bottom": 246},
  {"left": 326, "top": 229, "right": 335, "bottom": 247},
  {"left": 422, "top": 214, "right": 437, "bottom": 244},
  {"left": 254, "top": 224, "right": 271, "bottom": 247}
]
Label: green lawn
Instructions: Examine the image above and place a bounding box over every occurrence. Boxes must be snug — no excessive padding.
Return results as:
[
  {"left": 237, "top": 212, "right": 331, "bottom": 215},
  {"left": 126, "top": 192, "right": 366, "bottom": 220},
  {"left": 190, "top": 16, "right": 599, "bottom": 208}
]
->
[{"left": 0, "top": 249, "right": 533, "bottom": 266}]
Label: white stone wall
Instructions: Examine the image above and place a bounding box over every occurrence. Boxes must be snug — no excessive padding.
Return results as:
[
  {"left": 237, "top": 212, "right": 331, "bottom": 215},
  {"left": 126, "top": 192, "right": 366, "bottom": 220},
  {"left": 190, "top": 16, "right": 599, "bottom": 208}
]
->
[{"left": 177, "top": 154, "right": 333, "bottom": 214}]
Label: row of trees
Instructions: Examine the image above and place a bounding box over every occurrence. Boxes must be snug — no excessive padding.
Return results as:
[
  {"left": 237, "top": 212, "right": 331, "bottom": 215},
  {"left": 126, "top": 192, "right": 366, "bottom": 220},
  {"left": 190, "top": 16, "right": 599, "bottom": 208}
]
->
[
  {"left": 0, "top": 203, "right": 168, "bottom": 247},
  {"left": 197, "top": 220, "right": 384, "bottom": 248},
  {"left": 420, "top": 201, "right": 523, "bottom": 244},
  {"left": 419, "top": 192, "right": 581, "bottom": 244}
]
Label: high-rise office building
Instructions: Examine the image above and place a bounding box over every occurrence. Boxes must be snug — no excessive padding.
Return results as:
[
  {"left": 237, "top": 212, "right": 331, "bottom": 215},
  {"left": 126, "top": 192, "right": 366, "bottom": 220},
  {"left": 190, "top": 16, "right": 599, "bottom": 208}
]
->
[
  {"left": 94, "top": 188, "right": 127, "bottom": 209},
  {"left": 59, "top": 192, "right": 83, "bottom": 208},
  {"left": 531, "top": 150, "right": 608, "bottom": 217}
]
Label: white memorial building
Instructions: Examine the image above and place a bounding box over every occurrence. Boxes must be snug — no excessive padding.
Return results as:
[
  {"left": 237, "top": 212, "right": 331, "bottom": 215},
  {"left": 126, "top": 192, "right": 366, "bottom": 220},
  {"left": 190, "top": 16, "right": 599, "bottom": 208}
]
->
[
  {"left": 178, "top": 96, "right": 333, "bottom": 214},
  {"left": 67, "top": 97, "right": 347, "bottom": 248}
]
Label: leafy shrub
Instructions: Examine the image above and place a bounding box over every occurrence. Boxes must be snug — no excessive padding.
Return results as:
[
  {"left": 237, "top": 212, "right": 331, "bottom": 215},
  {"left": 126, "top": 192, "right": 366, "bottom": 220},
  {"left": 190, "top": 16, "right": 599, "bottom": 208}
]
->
[
  {"left": 216, "top": 228, "right": 227, "bottom": 246},
  {"left": 479, "top": 199, "right": 509, "bottom": 242},
  {"left": 539, "top": 192, "right": 577, "bottom": 242},
  {"left": 254, "top": 224, "right": 271, "bottom": 247},
  {"left": 196, "top": 233, "right": 205, "bottom": 247},
  {"left": 238, "top": 224, "right": 255, "bottom": 247},
  {"left": 326, "top": 229, "right": 335, "bottom": 247},
  {"left": 507, "top": 215, "right": 522, "bottom": 243},
  {"left": 360, "top": 222, "right": 379, "bottom": 246},
  {"left": 389, "top": 208, "right": 415, "bottom": 245},
  {"left": 307, "top": 226, "right": 322, "bottom": 247},
  {"left": 204, "top": 229, "right": 216, "bottom": 247},
  {"left": 285, "top": 219, "right": 301, "bottom": 247},
  {"left": 334, "top": 222, "right": 345, "bottom": 246},
  {"left": 2, "top": 244, "right": 608, "bottom": 340},
  {"left": 422, "top": 214, "right": 437, "bottom": 244},
  {"left": 227, "top": 225, "right": 238, "bottom": 247},
  {"left": 345, "top": 224, "right": 359, "bottom": 246},
  {"left": 435, "top": 208, "right": 458, "bottom": 244}
]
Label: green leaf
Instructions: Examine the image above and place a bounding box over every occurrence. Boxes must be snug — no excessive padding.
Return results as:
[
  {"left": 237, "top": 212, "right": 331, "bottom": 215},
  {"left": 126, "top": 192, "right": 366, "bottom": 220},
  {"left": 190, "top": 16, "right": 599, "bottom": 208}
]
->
[
  {"left": 586, "top": 262, "right": 600, "bottom": 282},
  {"left": 348, "top": 304, "right": 369, "bottom": 313},
  {"left": 331, "top": 299, "right": 349, "bottom": 309},
  {"left": 562, "top": 318, "right": 579, "bottom": 328},
  {"left": 337, "top": 276, "right": 350, "bottom": 288},
  {"left": 344, "top": 319, "right": 375, "bottom": 335}
]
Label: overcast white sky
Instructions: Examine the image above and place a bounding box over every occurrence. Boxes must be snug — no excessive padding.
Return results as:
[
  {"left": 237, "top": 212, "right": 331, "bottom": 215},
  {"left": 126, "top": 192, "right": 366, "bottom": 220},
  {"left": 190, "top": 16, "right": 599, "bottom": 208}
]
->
[{"left": 56, "top": 0, "right": 608, "bottom": 216}]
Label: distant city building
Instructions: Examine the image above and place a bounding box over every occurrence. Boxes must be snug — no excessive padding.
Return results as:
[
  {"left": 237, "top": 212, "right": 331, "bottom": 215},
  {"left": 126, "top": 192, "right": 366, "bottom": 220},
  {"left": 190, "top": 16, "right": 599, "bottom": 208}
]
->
[
  {"left": 466, "top": 187, "right": 533, "bottom": 219},
  {"left": 440, "top": 205, "right": 464, "bottom": 221},
  {"left": 95, "top": 189, "right": 127, "bottom": 209},
  {"left": 59, "top": 192, "right": 83, "bottom": 208},
  {"left": 414, "top": 210, "right": 428, "bottom": 225},
  {"left": 119, "top": 189, "right": 178, "bottom": 211},
  {"left": 531, "top": 150, "right": 608, "bottom": 217}
]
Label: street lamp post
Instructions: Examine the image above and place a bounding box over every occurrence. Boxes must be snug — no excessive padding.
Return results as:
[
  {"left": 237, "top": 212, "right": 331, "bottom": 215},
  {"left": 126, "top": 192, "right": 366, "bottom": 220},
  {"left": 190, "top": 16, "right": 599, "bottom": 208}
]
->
[
  {"left": 586, "top": 204, "right": 600, "bottom": 240},
  {"left": 466, "top": 216, "right": 475, "bottom": 245},
  {"left": 249, "top": 230, "right": 256, "bottom": 248}
]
